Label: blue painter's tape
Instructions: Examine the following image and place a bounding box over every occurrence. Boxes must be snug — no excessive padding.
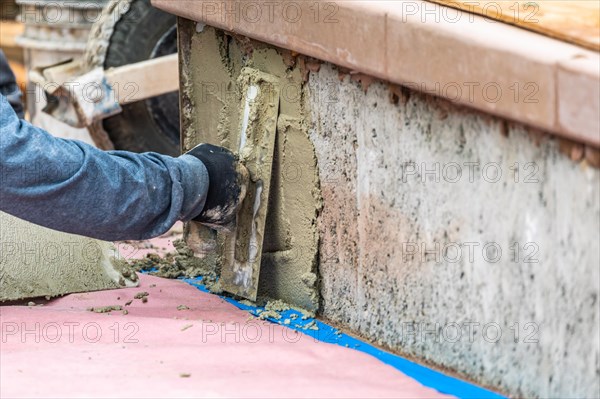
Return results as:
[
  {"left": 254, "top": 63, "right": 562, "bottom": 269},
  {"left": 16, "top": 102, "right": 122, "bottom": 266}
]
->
[{"left": 180, "top": 276, "right": 505, "bottom": 399}]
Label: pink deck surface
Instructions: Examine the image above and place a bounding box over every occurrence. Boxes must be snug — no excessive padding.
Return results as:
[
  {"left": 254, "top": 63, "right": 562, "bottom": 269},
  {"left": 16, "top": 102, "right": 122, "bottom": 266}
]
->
[{"left": 1, "top": 273, "right": 453, "bottom": 398}]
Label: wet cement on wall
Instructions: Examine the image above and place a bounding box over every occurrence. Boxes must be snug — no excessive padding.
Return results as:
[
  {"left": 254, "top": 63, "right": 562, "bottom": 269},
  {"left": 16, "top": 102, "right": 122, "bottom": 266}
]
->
[
  {"left": 0, "top": 212, "right": 137, "bottom": 301},
  {"left": 178, "top": 21, "right": 321, "bottom": 311},
  {"left": 308, "top": 63, "right": 599, "bottom": 398}
]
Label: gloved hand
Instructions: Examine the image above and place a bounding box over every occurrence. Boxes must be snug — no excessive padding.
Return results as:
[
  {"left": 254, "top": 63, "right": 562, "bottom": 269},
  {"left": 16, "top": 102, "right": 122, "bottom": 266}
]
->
[{"left": 186, "top": 143, "right": 249, "bottom": 229}]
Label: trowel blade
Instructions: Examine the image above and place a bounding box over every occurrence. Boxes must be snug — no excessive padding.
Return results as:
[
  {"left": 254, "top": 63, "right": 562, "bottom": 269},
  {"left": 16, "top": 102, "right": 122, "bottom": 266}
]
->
[{"left": 220, "top": 69, "right": 280, "bottom": 301}]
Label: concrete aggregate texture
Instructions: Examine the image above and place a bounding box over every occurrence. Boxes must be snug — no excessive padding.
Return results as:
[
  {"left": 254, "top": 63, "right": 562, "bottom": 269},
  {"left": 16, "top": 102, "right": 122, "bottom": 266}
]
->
[{"left": 308, "top": 64, "right": 600, "bottom": 398}]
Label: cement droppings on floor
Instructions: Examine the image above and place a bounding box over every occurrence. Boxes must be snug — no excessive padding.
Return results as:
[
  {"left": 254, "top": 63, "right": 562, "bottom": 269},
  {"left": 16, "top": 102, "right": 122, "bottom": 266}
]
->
[{"left": 126, "top": 239, "right": 222, "bottom": 294}]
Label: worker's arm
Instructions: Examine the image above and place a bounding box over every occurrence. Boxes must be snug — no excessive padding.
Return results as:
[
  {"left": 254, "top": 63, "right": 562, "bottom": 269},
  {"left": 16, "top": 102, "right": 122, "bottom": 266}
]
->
[{"left": 0, "top": 95, "right": 209, "bottom": 241}]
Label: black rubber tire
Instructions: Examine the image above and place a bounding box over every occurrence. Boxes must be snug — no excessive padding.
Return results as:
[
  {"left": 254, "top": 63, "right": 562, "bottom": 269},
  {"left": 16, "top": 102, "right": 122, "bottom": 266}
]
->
[{"left": 102, "top": 0, "right": 180, "bottom": 156}]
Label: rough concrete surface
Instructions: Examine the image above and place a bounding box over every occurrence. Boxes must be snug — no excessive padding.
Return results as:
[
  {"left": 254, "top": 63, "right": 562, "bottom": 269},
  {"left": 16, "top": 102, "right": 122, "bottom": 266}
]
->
[
  {"left": 0, "top": 212, "right": 137, "bottom": 301},
  {"left": 308, "top": 64, "right": 599, "bottom": 398}
]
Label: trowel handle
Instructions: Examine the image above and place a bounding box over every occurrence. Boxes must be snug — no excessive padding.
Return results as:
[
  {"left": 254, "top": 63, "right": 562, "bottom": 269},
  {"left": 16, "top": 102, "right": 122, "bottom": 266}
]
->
[{"left": 185, "top": 223, "right": 218, "bottom": 257}]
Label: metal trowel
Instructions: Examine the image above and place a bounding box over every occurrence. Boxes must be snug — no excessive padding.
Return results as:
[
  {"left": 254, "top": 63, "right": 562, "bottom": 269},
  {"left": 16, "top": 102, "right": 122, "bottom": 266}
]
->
[{"left": 219, "top": 69, "right": 281, "bottom": 300}]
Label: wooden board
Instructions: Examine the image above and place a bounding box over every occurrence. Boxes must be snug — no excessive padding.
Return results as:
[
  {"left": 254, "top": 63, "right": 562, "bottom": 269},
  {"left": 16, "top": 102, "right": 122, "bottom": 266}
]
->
[
  {"left": 106, "top": 54, "right": 179, "bottom": 104},
  {"left": 0, "top": 20, "right": 23, "bottom": 48},
  {"left": 0, "top": 21, "right": 26, "bottom": 94},
  {"left": 430, "top": 1, "right": 600, "bottom": 51}
]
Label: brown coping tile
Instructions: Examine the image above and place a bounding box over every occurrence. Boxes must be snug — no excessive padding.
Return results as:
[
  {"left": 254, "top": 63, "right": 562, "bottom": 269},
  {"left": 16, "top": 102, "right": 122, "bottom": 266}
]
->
[
  {"left": 152, "top": 0, "right": 600, "bottom": 147},
  {"left": 557, "top": 55, "right": 600, "bottom": 145}
]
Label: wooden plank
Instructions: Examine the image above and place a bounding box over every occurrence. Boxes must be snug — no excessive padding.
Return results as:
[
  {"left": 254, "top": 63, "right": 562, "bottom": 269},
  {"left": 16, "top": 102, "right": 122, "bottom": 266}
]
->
[
  {"left": 430, "top": 1, "right": 600, "bottom": 51},
  {"left": 0, "top": 20, "right": 25, "bottom": 69},
  {"left": 105, "top": 54, "right": 179, "bottom": 104},
  {"left": 0, "top": 20, "right": 24, "bottom": 48}
]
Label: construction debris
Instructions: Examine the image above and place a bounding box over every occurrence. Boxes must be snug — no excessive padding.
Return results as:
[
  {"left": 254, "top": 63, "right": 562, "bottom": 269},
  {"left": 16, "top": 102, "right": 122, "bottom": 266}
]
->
[
  {"left": 134, "top": 292, "right": 149, "bottom": 299},
  {"left": 127, "top": 239, "right": 222, "bottom": 294},
  {"left": 87, "top": 305, "right": 123, "bottom": 313}
]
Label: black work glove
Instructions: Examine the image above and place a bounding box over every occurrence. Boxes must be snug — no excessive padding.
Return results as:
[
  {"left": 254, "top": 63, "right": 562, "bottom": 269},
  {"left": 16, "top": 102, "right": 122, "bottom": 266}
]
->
[{"left": 186, "top": 143, "right": 249, "bottom": 229}]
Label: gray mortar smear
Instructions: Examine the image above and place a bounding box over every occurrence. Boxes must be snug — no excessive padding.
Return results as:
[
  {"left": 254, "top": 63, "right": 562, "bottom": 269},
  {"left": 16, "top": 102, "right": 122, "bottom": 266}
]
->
[
  {"left": 178, "top": 22, "right": 322, "bottom": 312},
  {"left": 0, "top": 212, "right": 138, "bottom": 302}
]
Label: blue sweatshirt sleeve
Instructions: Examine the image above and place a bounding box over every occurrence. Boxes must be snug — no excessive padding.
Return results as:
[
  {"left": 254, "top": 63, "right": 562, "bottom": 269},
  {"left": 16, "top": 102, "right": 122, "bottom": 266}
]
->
[{"left": 0, "top": 95, "right": 208, "bottom": 241}]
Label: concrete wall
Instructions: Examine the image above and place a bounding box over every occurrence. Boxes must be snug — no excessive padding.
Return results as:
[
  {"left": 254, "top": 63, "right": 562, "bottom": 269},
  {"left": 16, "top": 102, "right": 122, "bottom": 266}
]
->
[
  {"left": 178, "top": 24, "right": 599, "bottom": 398},
  {"left": 308, "top": 64, "right": 599, "bottom": 398}
]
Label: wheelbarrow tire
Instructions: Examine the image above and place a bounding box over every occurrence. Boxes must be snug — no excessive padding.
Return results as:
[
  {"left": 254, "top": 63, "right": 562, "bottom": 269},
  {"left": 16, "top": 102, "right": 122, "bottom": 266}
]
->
[{"left": 101, "top": 0, "right": 180, "bottom": 155}]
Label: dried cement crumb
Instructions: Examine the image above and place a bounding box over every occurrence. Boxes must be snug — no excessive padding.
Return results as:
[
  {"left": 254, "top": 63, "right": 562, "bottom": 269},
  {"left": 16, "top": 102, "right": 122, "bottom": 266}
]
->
[
  {"left": 300, "top": 308, "right": 316, "bottom": 320},
  {"left": 258, "top": 309, "right": 281, "bottom": 320},
  {"left": 303, "top": 320, "right": 319, "bottom": 331},
  {"left": 264, "top": 299, "right": 290, "bottom": 313},
  {"left": 256, "top": 299, "right": 296, "bottom": 320},
  {"left": 87, "top": 305, "right": 123, "bottom": 313}
]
